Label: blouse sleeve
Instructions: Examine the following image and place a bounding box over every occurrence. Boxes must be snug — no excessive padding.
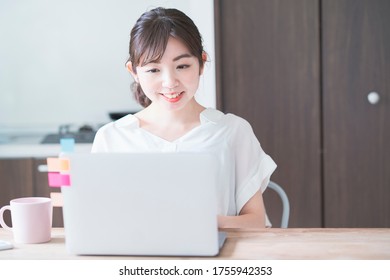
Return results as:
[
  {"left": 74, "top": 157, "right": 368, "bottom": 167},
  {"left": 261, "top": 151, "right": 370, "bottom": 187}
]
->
[
  {"left": 233, "top": 117, "right": 277, "bottom": 214},
  {"left": 91, "top": 125, "right": 109, "bottom": 153}
]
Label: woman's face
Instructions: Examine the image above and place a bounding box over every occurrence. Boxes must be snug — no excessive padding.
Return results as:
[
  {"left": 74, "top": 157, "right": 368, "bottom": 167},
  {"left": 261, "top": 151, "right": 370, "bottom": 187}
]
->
[{"left": 129, "top": 36, "right": 203, "bottom": 111}]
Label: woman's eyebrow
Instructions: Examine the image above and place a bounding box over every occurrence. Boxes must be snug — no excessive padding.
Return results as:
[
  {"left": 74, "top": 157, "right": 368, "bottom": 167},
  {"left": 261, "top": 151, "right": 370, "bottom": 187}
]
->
[{"left": 173, "top": 53, "right": 192, "bottom": 61}]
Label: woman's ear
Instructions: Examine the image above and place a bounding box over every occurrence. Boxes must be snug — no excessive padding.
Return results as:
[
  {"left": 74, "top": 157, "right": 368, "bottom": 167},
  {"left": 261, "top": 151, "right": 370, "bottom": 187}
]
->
[
  {"left": 126, "top": 61, "right": 138, "bottom": 82},
  {"left": 202, "top": 51, "right": 208, "bottom": 63},
  {"left": 199, "top": 51, "right": 208, "bottom": 75}
]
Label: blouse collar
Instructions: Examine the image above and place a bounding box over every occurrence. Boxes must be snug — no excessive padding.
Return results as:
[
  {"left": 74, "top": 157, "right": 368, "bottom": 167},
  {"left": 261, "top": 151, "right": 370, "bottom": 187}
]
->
[{"left": 114, "top": 108, "right": 224, "bottom": 129}]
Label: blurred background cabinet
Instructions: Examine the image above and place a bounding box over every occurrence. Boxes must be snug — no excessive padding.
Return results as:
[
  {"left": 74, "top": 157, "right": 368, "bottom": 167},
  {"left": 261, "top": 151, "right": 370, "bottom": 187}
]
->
[
  {"left": 322, "top": 0, "right": 390, "bottom": 227},
  {"left": 215, "top": 0, "right": 389, "bottom": 227},
  {"left": 0, "top": 158, "right": 63, "bottom": 227},
  {"left": 0, "top": 159, "right": 34, "bottom": 227}
]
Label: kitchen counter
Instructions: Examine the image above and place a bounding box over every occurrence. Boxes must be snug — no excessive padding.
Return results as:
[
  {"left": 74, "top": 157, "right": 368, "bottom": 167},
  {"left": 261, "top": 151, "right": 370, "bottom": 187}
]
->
[
  {"left": 0, "top": 131, "right": 93, "bottom": 158},
  {"left": 0, "top": 143, "right": 92, "bottom": 158}
]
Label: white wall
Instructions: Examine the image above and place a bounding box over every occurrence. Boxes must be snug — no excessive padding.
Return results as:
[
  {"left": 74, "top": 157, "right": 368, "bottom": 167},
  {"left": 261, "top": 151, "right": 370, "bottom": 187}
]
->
[{"left": 0, "top": 0, "right": 215, "bottom": 132}]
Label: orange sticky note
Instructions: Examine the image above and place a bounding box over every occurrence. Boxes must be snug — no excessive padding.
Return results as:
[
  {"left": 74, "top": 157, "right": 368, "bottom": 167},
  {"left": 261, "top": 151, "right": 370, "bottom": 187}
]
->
[{"left": 46, "top": 158, "right": 70, "bottom": 172}]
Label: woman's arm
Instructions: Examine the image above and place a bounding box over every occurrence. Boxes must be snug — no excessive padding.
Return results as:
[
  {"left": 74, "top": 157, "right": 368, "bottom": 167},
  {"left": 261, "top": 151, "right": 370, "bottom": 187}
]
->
[{"left": 217, "top": 190, "right": 266, "bottom": 229}]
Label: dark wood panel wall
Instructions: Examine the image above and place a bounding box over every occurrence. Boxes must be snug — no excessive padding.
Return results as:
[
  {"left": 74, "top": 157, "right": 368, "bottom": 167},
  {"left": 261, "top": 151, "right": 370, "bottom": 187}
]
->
[
  {"left": 0, "top": 159, "right": 34, "bottom": 227},
  {"left": 215, "top": 0, "right": 390, "bottom": 227},
  {"left": 215, "top": 0, "right": 322, "bottom": 227},
  {"left": 322, "top": 0, "right": 390, "bottom": 227},
  {"left": 0, "top": 159, "right": 63, "bottom": 228}
]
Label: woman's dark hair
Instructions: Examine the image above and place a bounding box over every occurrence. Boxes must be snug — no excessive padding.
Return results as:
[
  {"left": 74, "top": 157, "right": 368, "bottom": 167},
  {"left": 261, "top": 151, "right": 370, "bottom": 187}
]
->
[{"left": 127, "top": 7, "right": 205, "bottom": 107}]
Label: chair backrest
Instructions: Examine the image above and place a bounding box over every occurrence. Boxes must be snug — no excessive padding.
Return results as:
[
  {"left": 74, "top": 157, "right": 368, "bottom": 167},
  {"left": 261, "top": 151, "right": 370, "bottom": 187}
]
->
[{"left": 267, "top": 181, "right": 290, "bottom": 228}]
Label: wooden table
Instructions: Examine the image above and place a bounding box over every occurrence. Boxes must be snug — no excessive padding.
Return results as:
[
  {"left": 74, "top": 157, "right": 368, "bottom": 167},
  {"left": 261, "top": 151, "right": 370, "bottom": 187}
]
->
[{"left": 1, "top": 228, "right": 389, "bottom": 260}]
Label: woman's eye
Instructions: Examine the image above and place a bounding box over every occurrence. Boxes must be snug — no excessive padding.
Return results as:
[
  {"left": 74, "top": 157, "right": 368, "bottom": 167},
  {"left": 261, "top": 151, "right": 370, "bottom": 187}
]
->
[
  {"left": 177, "top": 64, "right": 190, "bottom": 70},
  {"left": 146, "top": 68, "right": 159, "bottom": 73}
]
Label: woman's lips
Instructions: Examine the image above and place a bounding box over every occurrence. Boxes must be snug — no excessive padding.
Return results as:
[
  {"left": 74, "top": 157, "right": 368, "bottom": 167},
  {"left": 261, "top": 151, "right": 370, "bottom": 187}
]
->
[{"left": 160, "top": 91, "right": 184, "bottom": 103}]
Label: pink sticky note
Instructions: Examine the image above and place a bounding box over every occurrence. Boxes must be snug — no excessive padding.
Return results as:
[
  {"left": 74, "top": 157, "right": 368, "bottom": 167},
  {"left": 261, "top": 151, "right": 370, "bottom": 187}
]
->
[
  {"left": 48, "top": 173, "right": 71, "bottom": 187},
  {"left": 47, "top": 158, "right": 70, "bottom": 172}
]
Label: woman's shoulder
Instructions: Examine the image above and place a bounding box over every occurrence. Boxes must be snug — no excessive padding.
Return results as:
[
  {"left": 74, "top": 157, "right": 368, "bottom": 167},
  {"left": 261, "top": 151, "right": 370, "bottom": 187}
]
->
[
  {"left": 96, "top": 114, "right": 139, "bottom": 134},
  {"left": 202, "top": 108, "right": 246, "bottom": 122},
  {"left": 202, "top": 108, "right": 252, "bottom": 129}
]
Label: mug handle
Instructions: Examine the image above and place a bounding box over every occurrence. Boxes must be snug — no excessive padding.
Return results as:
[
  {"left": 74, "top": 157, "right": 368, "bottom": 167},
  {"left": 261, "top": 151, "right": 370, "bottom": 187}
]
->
[{"left": 0, "top": 205, "right": 12, "bottom": 231}]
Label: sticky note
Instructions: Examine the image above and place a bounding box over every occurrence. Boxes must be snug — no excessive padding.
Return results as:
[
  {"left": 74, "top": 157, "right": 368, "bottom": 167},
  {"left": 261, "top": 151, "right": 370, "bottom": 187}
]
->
[
  {"left": 50, "top": 192, "right": 64, "bottom": 207},
  {"left": 48, "top": 172, "right": 71, "bottom": 187},
  {"left": 46, "top": 158, "right": 70, "bottom": 172},
  {"left": 60, "top": 138, "right": 75, "bottom": 153}
]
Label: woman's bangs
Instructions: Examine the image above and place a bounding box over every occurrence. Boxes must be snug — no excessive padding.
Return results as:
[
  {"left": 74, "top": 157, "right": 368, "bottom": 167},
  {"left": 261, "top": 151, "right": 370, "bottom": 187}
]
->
[{"left": 139, "top": 27, "right": 170, "bottom": 66}]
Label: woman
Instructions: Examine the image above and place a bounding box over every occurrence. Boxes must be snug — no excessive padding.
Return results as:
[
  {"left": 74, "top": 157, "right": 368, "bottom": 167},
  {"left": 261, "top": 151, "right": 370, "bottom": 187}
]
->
[{"left": 92, "top": 7, "right": 277, "bottom": 228}]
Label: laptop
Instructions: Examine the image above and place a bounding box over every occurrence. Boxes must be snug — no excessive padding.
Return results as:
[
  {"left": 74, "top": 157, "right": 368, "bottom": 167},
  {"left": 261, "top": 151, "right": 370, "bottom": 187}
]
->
[{"left": 60, "top": 152, "right": 226, "bottom": 256}]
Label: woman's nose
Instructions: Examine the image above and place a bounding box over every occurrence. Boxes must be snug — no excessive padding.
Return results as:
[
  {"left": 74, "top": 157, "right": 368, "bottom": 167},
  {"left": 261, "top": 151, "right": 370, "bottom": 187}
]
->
[{"left": 162, "top": 70, "right": 178, "bottom": 89}]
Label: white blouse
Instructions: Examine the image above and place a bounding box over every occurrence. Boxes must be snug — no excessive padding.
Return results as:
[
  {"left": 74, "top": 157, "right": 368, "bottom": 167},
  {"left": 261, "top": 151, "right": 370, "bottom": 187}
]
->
[{"left": 92, "top": 108, "right": 277, "bottom": 219}]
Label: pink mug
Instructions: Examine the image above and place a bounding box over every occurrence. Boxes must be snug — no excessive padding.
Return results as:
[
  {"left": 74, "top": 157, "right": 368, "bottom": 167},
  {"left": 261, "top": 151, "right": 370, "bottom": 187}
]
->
[{"left": 0, "top": 197, "right": 52, "bottom": 244}]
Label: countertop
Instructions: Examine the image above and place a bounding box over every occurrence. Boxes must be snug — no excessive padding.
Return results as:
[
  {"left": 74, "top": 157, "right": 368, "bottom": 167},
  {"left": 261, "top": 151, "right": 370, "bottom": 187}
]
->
[
  {"left": 1, "top": 228, "right": 390, "bottom": 260},
  {"left": 0, "top": 134, "right": 92, "bottom": 158},
  {"left": 0, "top": 143, "right": 92, "bottom": 158}
]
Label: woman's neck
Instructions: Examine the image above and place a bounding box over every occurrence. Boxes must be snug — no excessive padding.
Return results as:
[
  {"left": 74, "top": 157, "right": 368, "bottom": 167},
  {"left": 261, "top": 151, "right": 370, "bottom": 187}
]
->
[
  {"left": 138, "top": 100, "right": 205, "bottom": 126},
  {"left": 134, "top": 100, "right": 206, "bottom": 142}
]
